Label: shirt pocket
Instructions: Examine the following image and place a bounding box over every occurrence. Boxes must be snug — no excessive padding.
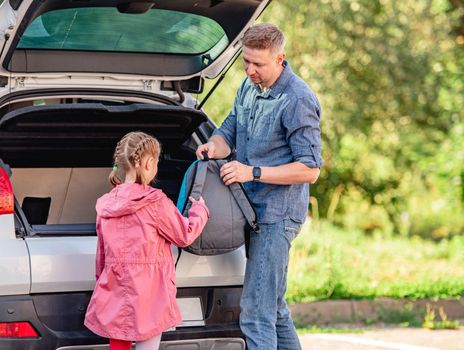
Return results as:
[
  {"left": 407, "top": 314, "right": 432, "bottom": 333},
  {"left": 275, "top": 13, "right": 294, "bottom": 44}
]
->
[
  {"left": 236, "top": 104, "right": 251, "bottom": 123},
  {"left": 252, "top": 107, "right": 277, "bottom": 139}
]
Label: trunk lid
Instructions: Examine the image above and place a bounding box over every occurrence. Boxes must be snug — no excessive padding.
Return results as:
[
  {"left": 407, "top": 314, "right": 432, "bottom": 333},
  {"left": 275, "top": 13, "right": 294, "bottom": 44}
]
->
[{"left": 0, "top": 0, "right": 270, "bottom": 89}]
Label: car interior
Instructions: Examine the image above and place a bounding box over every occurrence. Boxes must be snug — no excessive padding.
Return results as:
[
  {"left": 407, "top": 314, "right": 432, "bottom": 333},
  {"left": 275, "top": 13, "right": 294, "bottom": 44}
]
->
[{"left": 1, "top": 96, "right": 205, "bottom": 235}]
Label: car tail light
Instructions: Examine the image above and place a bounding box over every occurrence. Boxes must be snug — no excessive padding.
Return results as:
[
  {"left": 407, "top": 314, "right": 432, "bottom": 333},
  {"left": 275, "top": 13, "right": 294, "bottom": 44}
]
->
[
  {"left": 0, "top": 322, "right": 39, "bottom": 338},
  {"left": 0, "top": 167, "right": 14, "bottom": 215}
]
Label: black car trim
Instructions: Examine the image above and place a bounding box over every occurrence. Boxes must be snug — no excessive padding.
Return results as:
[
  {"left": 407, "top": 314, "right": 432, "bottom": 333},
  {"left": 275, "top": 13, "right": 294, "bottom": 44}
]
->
[
  {"left": 29, "top": 224, "right": 97, "bottom": 237},
  {"left": 9, "top": 0, "right": 23, "bottom": 11},
  {"left": 0, "top": 88, "right": 183, "bottom": 109}
]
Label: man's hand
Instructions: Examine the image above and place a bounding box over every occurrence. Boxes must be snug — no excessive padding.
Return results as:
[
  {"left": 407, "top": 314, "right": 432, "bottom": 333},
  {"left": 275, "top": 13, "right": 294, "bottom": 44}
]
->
[
  {"left": 196, "top": 141, "right": 216, "bottom": 160},
  {"left": 196, "top": 135, "right": 232, "bottom": 160},
  {"left": 220, "top": 161, "right": 253, "bottom": 186}
]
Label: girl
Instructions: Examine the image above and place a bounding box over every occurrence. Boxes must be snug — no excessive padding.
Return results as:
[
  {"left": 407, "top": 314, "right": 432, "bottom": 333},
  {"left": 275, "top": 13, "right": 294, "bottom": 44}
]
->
[{"left": 85, "top": 131, "right": 209, "bottom": 350}]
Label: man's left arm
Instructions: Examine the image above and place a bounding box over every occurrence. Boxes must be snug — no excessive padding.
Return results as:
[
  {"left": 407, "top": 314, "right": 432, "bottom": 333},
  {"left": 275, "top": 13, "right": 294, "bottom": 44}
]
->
[
  {"left": 220, "top": 96, "right": 322, "bottom": 186},
  {"left": 259, "top": 162, "right": 320, "bottom": 185}
]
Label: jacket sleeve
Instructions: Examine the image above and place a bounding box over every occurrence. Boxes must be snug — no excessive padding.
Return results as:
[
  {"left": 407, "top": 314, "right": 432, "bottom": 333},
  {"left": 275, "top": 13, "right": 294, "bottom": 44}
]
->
[
  {"left": 95, "top": 217, "right": 105, "bottom": 280},
  {"left": 157, "top": 196, "right": 210, "bottom": 247}
]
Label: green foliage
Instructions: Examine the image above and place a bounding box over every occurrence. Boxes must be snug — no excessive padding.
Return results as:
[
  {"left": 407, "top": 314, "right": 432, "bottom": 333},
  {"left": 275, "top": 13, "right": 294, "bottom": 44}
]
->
[
  {"left": 286, "top": 221, "right": 464, "bottom": 303},
  {"left": 200, "top": 0, "right": 464, "bottom": 239},
  {"left": 377, "top": 304, "right": 422, "bottom": 327},
  {"left": 296, "top": 326, "right": 363, "bottom": 334},
  {"left": 422, "top": 303, "right": 460, "bottom": 329}
]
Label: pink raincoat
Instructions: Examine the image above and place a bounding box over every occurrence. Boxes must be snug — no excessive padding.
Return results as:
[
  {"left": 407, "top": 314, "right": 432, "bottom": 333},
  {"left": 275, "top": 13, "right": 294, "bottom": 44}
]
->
[{"left": 84, "top": 183, "right": 209, "bottom": 341}]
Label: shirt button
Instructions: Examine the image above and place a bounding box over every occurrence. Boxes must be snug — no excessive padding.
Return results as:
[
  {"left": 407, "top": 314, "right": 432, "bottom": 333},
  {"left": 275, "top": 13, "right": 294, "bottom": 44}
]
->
[
  {"left": 247, "top": 137, "right": 250, "bottom": 141},
  {"left": 250, "top": 116, "right": 254, "bottom": 120}
]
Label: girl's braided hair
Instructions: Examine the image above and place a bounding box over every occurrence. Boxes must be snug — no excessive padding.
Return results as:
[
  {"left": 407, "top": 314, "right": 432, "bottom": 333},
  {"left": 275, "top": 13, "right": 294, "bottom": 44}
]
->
[{"left": 109, "top": 131, "right": 161, "bottom": 187}]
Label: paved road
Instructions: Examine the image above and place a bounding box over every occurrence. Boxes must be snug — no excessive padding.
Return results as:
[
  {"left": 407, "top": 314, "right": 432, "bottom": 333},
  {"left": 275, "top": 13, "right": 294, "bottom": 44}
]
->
[{"left": 299, "top": 328, "right": 464, "bottom": 350}]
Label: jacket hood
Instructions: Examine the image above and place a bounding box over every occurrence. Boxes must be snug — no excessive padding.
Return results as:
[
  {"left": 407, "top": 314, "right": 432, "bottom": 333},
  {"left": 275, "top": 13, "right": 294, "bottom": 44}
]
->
[{"left": 96, "top": 183, "right": 164, "bottom": 219}]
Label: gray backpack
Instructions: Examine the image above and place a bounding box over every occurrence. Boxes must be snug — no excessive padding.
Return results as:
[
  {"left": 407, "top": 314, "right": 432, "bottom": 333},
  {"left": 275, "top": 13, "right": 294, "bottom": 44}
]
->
[{"left": 176, "top": 159, "right": 259, "bottom": 256}]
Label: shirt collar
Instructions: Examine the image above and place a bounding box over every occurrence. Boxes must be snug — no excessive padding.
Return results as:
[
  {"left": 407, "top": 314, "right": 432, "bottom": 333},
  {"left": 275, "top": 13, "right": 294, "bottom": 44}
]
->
[{"left": 253, "top": 60, "right": 292, "bottom": 98}]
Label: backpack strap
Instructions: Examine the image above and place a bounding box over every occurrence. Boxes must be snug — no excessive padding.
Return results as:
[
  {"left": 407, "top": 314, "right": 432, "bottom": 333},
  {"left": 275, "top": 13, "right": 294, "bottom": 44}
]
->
[
  {"left": 188, "top": 160, "right": 208, "bottom": 201},
  {"left": 176, "top": 160, "right": 200, "bottom": 212},
  {"left": 189, "top": 159, "right": 259, "bottom": 232},
  {"left": 229, "top": 182, "right": 260, "bottom": 233},
  {"left": 229, "top": 180, "right": 259, "bottom": 259},
  {"left": 175, "top": 160, "right": 205, "bottom": 269},
  {"left": 212, "top": 159, "right": 259, "bottom": 233}
]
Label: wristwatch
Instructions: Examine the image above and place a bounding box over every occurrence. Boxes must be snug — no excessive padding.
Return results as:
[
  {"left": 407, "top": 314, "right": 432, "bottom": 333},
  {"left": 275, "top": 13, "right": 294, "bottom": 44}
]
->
[{"left": 252, "top": 166, "right": 261, "bottom": 182}]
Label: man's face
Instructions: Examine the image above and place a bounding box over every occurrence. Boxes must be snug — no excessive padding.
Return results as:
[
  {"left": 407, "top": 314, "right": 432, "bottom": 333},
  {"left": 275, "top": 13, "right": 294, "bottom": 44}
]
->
[{"left": 242, "top": 46, "right": 285, "bottom": 88}]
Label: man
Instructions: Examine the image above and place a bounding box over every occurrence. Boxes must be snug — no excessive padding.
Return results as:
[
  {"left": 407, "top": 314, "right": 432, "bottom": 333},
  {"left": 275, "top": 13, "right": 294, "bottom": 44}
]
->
[{"left": 196, "top": 23, "right": 322, "bottom": 350}]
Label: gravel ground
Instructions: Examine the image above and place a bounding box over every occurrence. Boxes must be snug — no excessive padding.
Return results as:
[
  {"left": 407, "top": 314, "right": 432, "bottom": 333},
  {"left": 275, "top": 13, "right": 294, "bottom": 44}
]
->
[{"left": 299, "top": 328, "right": 464, "bottom": 350}]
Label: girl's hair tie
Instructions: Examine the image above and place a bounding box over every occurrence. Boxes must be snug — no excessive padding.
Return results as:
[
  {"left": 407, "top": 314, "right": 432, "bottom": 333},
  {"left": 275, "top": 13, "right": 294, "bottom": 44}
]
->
[{"left": 112, "top": 165, "right": 118, "bottom": 171}]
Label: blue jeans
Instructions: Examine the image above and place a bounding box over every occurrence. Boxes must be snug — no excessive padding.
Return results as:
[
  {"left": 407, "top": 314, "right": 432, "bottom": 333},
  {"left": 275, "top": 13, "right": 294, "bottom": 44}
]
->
[{"left": 240, "top": 219, "right": 302, "bottom": 350}]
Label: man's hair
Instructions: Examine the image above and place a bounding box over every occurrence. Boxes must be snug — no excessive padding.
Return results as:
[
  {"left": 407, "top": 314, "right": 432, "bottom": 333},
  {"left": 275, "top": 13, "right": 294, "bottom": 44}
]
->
[{"left": 241, "top": 23, "right": 285, "bottom": 53}]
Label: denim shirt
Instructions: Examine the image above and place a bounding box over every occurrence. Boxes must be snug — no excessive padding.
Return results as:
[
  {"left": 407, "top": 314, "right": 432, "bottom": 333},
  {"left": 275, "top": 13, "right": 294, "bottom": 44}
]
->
[{"left": 213, "top": 61, "right": 323, "bottom": 224}]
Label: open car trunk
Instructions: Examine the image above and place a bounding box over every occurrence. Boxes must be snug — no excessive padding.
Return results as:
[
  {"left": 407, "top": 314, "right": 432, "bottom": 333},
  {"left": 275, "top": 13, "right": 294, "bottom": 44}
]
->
[
  {"left": 1, "top": 101, "right": 246, "bottom": 297},
  {"left": 0, "top": 103, "right": 206, "bottom": 229}
]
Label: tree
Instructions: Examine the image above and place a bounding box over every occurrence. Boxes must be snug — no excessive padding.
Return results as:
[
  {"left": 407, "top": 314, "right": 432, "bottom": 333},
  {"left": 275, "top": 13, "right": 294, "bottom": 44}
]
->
[{"left": 201, "top": 0, "right": 464, "bottom": 238}]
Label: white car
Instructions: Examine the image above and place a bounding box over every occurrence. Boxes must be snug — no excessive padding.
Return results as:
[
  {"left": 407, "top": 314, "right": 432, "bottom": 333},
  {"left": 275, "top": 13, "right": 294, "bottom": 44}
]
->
[{"left": 0, "top": 0, "right": 270, "bottom": 349}]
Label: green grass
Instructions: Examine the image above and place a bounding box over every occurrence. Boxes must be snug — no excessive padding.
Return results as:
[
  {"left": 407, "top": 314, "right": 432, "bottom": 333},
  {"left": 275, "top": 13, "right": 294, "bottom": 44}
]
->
[
  {"left": 296, "top": 326, "right": 363, "bottom": 334},
  {"left": 286, "top": 220, "right": 464, "bottom": 304},
  {"left": 422, "top": 304, "right": 461, "bottom": 330}
]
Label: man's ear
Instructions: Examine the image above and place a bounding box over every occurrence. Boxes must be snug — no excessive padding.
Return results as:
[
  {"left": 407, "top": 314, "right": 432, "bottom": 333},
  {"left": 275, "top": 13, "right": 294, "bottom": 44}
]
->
[{"left": 277, "top": 52, "right": 285, "bottom": 65}]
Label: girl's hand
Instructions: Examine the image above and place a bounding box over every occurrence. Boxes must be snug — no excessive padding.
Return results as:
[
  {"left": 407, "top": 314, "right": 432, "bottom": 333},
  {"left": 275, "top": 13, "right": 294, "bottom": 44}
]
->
[{"left": 189, "top": 196, "right": 205, "bottom": 205}]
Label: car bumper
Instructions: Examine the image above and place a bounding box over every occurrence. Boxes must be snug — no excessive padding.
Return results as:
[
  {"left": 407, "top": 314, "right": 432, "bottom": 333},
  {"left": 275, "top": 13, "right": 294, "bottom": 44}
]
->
[
  {"left": 0, "top": 286, "right": 244, "bottom": 350},
  {"left": 56, "top": 338, "right": 245, "bottom": 350}
]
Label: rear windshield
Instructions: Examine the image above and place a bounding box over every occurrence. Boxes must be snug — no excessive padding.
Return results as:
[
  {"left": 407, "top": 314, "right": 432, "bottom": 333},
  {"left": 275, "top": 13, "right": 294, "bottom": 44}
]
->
[{"left": 18, "top": 7, "right": 228, "bottom": 56}]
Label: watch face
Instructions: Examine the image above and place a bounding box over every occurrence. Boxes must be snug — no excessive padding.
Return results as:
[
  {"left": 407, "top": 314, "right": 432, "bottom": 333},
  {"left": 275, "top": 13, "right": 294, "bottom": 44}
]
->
[{"left": 253, "top": 166, "right": 261, "bottom": 179}]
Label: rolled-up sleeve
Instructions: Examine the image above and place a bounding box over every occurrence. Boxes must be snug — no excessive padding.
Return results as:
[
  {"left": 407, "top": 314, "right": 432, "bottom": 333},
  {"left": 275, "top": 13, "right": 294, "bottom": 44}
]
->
[{"left": 283, "top": 97, "right": 323, "bottom": 168}]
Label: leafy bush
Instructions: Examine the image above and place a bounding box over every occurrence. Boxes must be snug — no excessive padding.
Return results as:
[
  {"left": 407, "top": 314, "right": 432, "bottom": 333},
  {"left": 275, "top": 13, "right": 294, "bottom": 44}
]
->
[
  {"left": 286, "top": 221, "right": 464, "bottom": 303},
  {"left": 201, "top": 0, "right": 464, "bottom": 239}
]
